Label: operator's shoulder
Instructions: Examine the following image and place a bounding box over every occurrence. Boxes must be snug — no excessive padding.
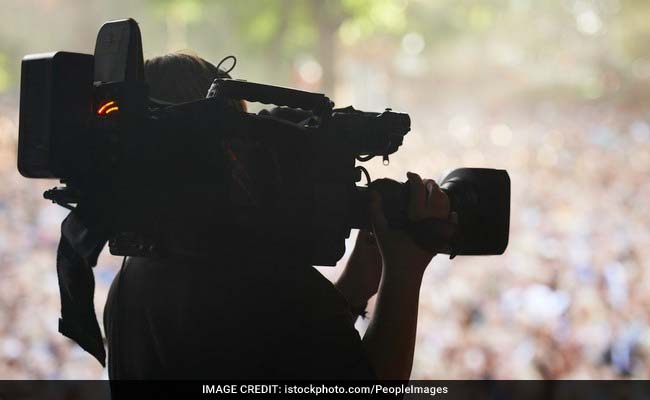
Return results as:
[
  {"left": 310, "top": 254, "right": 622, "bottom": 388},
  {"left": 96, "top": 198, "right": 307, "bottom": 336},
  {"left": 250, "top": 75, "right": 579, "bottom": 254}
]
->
[
  {"left": 277, "top": 265, "right": 350, "bottom": 314},
  {"left": 271, "top": 263, "right": 339, "bottom": 292},
  {"left": 121, "top": 256, "right": 343, "bottom": 303}
]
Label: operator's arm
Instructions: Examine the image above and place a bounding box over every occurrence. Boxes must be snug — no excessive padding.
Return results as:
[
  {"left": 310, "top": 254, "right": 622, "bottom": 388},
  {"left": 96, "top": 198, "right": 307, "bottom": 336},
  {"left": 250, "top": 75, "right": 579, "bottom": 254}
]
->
[
  {"left": 335, "top": 230, "right": 381, "bottom": 320},
  {"left": 361, "top": 172, "right": 449, "bottom": 380}
]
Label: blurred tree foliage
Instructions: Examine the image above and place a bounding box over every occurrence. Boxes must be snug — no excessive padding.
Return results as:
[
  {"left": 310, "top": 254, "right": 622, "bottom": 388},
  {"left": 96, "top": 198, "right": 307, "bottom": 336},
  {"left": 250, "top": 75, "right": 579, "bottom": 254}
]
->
[
  {"left": 151, "top": 0, "right": 411, "bottom": 93},
  {"left": 0, "top": 0, "right": 650, "bottom": 100}
]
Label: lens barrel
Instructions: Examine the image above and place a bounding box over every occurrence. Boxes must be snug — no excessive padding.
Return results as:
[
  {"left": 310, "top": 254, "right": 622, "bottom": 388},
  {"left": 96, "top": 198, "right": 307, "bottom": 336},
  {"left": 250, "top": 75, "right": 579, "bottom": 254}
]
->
[{"left": 355, "top": 168, "right": 510, "bottom": 256}]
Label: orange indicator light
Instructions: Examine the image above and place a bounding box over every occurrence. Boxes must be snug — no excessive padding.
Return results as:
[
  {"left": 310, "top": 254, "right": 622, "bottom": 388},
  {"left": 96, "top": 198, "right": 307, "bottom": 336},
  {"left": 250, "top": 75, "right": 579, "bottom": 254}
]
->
[{"left": 97, "top": 100, "right": 117, "bottom": 115}]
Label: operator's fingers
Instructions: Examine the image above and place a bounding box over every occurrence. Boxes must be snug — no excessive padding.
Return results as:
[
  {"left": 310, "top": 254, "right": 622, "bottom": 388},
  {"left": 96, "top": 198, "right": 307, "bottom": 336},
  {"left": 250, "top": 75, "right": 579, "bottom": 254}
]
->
[
  {"left": 407, "top": 172, "right": 426, "bottom": 220},
  {"left": 369, "top": 190, "right": 388, "bottom": 236},
  {"left": 424, "top": 179, "right": 450, "bottom": 219}
]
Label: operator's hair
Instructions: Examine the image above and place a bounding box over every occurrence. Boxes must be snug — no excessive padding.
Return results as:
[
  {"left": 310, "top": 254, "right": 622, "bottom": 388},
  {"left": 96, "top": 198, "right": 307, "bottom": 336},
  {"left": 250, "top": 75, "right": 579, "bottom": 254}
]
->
[{"left": 144, "top": 51, "right": 246, "bottom": 111}]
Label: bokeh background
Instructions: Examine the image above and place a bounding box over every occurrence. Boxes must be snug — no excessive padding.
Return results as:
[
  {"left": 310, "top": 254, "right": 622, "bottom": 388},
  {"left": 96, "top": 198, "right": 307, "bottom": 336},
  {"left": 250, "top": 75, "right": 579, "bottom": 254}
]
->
[{"left": 1, "top": 0, "right": 650, "bottom": 379}]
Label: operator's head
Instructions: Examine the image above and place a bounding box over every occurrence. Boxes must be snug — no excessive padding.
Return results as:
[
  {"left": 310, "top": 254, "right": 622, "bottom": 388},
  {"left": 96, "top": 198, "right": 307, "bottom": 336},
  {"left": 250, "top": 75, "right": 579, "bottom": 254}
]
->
[{"left": 144, "top": 51, "right": 246, "bottom": 111}]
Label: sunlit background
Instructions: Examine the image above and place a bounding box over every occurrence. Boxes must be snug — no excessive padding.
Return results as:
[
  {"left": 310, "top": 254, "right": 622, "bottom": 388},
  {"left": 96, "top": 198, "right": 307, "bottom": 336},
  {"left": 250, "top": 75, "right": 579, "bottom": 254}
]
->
[{"left": 1, "top": 0, "right": 650, "bottom": 379}]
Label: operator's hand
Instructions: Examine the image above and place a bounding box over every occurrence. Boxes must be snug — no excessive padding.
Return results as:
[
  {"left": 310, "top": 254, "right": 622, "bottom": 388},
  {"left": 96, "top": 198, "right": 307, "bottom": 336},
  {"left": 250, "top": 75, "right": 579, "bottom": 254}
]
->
[{"left": 370, "top": 172, "right": 450, "bottom": 278}]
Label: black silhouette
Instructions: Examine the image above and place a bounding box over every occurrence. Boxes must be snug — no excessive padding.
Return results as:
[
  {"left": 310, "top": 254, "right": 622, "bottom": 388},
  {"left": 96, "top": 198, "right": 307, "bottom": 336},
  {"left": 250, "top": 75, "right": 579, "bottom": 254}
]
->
[{"left": 16, "top": 18, "right": 510, "bottom": 379}]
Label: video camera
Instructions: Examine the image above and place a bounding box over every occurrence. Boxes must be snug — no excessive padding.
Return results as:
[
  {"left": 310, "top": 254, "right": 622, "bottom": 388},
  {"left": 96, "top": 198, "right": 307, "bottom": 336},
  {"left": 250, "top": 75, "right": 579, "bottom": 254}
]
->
[{"left": 18, "top": 18, "right": 510, "bottom": 266}]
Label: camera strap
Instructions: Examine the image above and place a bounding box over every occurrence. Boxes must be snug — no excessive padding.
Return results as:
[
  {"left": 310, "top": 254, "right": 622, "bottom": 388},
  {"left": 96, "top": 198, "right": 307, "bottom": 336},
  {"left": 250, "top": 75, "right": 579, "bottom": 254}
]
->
[{"left": 56, "top": 208, "right": 108, "bottom": 366}]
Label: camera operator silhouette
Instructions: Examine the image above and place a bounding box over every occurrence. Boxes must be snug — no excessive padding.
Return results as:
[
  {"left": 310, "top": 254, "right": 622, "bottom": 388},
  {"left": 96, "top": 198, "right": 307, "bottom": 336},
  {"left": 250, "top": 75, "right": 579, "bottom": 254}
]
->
[{"left": 104, "top": 52, "right": 451, "bottom": 380}]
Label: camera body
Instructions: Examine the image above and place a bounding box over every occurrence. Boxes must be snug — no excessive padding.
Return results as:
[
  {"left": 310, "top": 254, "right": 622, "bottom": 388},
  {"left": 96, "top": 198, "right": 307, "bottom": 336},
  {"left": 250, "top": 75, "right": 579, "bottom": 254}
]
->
[{"left": 18, "top": 18, "right": 510, "bottom": 266}]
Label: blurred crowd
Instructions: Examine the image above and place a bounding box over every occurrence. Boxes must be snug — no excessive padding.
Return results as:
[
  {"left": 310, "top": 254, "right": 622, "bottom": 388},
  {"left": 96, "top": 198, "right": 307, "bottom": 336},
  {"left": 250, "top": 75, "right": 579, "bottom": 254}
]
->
[
  {"left": 0, "top": 102, "right": 115, "bottom": 378},
  {"left": 400, "top": 97, "right": 650, "bottom": 379},
  {"left": 0, "top": 85, "right": 649, "bottom": 379}
]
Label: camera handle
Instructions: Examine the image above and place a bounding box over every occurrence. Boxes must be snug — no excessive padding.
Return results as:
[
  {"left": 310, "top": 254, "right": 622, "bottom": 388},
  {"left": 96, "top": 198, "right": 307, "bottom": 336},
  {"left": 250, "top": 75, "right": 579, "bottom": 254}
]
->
[{"left": 207, "top": 78, "right": 334, "bottom": 119}]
